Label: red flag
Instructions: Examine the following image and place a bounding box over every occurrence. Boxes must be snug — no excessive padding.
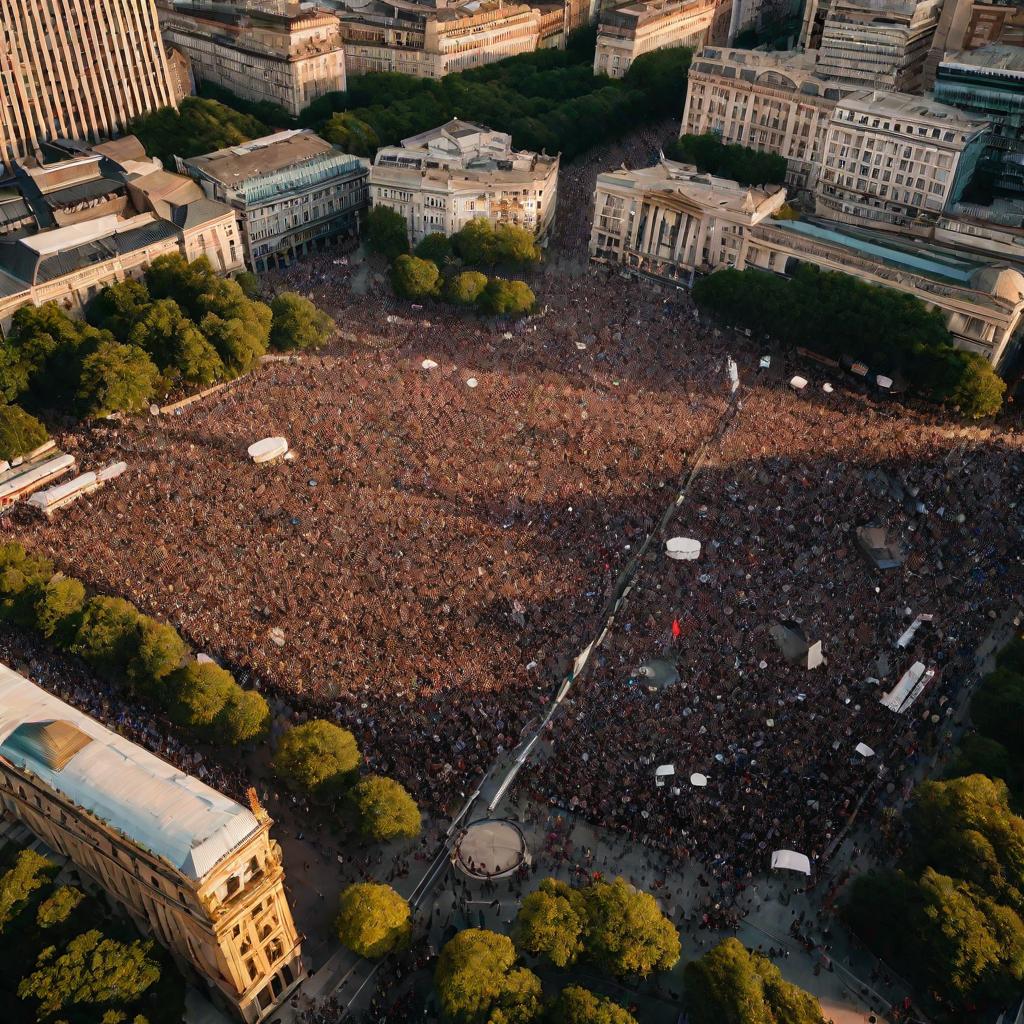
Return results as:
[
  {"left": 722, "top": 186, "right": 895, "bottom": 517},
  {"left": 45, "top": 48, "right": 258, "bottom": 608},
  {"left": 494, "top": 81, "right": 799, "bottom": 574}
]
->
[{"left": 672, "top": 618, "right": 681, "bottom": 639}]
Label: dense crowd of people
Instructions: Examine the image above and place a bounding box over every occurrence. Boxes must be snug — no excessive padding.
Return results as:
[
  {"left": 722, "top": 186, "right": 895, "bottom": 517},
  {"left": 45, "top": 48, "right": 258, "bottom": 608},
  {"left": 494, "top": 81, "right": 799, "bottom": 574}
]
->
[{"left": 12, "top": 128, "right": 1024, "bottom": 893}]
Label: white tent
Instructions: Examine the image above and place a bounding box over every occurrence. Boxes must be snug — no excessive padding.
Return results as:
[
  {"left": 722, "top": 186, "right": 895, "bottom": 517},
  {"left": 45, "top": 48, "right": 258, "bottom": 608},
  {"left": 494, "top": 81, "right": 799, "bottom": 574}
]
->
[
  {"left": 248, "top": 437, "right": 288, "bottom": 464},
  {"left": 876, "top": 375, "right": 893, "bottom": 390},
  {"left": 771, "top": 849, "right": 811, "bottom": 875},
  {"left": 789, "top": 376, "right": 808, "bottom": 390},
  {"left": 421, "top": 358, "right": 438, "bottom": 370},
  {"left": 822, "top": 382, "right": 834, "bottom": 393},
  {"left": 690, "top": 773, "right": 708, "bottom": 787},
  {"left": 666, "top": 537, "right": 701, "bottom": 561},
  {"left": 97, "top": 461, "right": 127, "bottom": 483},
  {"left": 855, "top": 742, "right": 875, "bottom": 757},
  {"left": 655, "top": 764, "right": 675, "bottom": 788},
  {"left": 466, "top": 378, "right": 479, "bottom": 388}
]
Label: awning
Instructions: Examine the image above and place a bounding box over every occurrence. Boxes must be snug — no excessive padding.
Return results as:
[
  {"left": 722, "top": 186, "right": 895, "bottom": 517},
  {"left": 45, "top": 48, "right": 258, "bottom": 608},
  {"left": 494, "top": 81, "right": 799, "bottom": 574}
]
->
[{"left": 771, "top": 849, "right": 811, "bottom": 875}]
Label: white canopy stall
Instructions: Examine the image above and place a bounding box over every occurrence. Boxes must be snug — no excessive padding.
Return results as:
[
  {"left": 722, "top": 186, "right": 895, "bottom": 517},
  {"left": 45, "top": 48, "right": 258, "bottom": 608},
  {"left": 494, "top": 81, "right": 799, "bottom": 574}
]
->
[
  {"left": 666, "top": 537, "right": 701, "bottom": 561},
  {"left": 247, "top": 437, "right": 289, "bottom": 464},
  {"left": 771, "top": 849, "right": 811, "bottom": 875}
]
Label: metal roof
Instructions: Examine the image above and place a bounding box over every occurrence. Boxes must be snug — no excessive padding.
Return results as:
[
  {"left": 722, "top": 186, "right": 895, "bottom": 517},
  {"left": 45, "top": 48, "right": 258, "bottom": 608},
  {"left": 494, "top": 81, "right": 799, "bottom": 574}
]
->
[{"left": 0, "top": 663, "right": 260, "bottom": 881}]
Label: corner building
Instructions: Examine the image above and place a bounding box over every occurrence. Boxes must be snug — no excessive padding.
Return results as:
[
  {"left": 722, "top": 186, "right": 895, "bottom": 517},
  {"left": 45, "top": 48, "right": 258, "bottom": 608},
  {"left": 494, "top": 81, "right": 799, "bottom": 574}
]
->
[{"left": 0, "top": 664, "right": 305, "bottom": 1022}]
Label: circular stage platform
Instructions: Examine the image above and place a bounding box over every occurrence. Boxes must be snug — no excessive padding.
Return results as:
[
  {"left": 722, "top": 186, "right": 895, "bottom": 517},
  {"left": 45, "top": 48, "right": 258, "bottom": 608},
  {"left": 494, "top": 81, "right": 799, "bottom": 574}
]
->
[{"left": 452, "top": 819, "right": 531, "bottom": 879}]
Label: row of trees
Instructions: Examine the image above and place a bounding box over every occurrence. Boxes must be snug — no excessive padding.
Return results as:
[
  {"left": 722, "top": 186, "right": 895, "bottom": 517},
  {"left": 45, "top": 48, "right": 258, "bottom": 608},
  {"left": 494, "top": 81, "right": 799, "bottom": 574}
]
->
[
  {"left": 692, "top": 263, "right": 1007, "bottom": 417},
  {"left": 271, "top": 720, "right": 422, "bottom": 843},
  {"left": 1, "top": 256, "right": 333, "bottom": 421},
  {"left": 0, "top": 542, "right": 270, "bottom": 746},
  {"left": 842, "top": 638, "right": 1024, "bottom": 1017},
  {"left": 665, "top": 133, "right": 788, "bottom": 186},
  {"left": 0, "top": 848, "right": 183, "bottom": 1024},
  {"left": 367, "top": 209, "right": 539, "bottom": 316}
]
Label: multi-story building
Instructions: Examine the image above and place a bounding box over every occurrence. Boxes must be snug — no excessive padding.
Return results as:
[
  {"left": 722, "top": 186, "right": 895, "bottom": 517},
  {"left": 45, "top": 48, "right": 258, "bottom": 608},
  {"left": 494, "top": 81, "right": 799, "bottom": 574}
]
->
[
  {"left": 0, "top": 137, "right": 243, "bottom": 330},
  {"left": 589, "top": 156, "right": 788, "bottom": 280},
  {"left": 0, "top": 0, "right": 178, "bottom": 174},
  {"left": 925, "top": 0, "right": 1024, "bottom": 87},
  {"left": 179, "top": 129, "right": 369, "bottom": 271},
  {"left": 815, "top": 0, "right": 943, "bottom": 92},
  {"left": 0, "top": 663, "right": 304, "bottom": 1022},
  {"left": 743, "top": 217, "right": 1024, "bottom": 364},
  {"left": 156, "top": 1, "right": 346, "bottom": 117},
  {"left": 594, "top": 0, "right": 720, "bottom": 79},
  {"left": 815, "top": 90, "right": 989, "bottom": 230},
  {"left": 369, "top": 119, "right": 559, "bottom": 245},
  {"left": 681, "top": 46, "right": 857, "bottom": 191},
  {"left": 338, "top": 0, "right": 543, "bottom": 78},
  {"left": 934, "top": 45, "right": 1024, "bottom": 195}
]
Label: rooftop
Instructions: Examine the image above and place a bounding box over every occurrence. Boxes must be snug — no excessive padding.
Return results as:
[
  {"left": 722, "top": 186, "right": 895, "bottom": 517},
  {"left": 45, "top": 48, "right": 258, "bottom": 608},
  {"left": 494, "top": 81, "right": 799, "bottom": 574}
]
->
[
  {"left": 0, "top": 663, "right": 261, "bottom": 881},
  {"left": 838, "top": 89, "right": 991, "bottom": 126},
  {"left": 185, "top": 130, "right": 339, "bottom": 185},
  {"left": 941, "top": 43, "right": 1024, "bottom": 75}
]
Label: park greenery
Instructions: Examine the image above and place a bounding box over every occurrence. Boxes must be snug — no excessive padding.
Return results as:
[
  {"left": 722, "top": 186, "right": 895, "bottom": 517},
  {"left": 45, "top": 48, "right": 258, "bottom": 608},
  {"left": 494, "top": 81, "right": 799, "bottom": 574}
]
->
[
  {"left": 692, "top": 263, "right": 1007, "bottom": 417},
  {"left": 0, "top": 256, "right": 333, "bottom": 425},
  {"left": 548, "top": 985, "right": 638, "bottom": 1024},
  {"left": 334, "top": 882, "right": 411, "bottom": 958},
  {"left": 352, "top": 775, "right": 422, "bottom": 842},
  {"left": 273, "top": 719, "right": 361, "bottom": 797},
  {"left": 0, "top": 403, "right": 49, "bottom": 463},
  {"left": 0, "top": 848, "right": 184, "bottom": 1024},
  {"left": 666, "top": 133, "right": 788, "bottom": 186},
  {"left": 0, "top": 541, "right": 270, "bottom": 747},
  {"left": 683, "top": 938, "right": 825, "bottom": 1024},
  {"left": 842, "top": 636, "right": 1024, "bottom": 1017},
  {"left": 369, "top": 209, "right": 539, "bottom": 316}
]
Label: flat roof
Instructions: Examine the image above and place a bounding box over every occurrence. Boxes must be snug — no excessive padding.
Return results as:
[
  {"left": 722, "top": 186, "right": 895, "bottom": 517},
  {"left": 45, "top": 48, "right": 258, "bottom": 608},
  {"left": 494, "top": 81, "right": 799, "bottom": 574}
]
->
[
  {"left": 186, "top": 130, "right": 338, "bottom": 185},
  {"left": 941, "top": 43, "right": 1024, "bottom": 74},
  {"left": 839, "top": 89, "right": 989, "bottom": 127},
  {"left": 0, "top": 663, "right": 260, "bottom": 881}
]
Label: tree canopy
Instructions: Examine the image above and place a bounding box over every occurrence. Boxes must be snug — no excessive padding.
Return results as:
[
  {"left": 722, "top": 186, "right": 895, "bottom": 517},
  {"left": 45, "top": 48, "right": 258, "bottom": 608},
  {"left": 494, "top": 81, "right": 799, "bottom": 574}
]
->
[
  {"left": 322, "top": 112, "right": 379, "bottom": 156},
  {"left": 548, "top": 986, "right": 638, "bottom": 1024},
  {"left": 0, "top": 850, "right": 55, "bottom": 933},
  {"left": 480, "top": 279, "right": 536, "bottom": 317},
  {"left": 274, "top": 720, "right": 361, "bottom": 795},
  {"left": 415, "top": 232, "right": 455, "bottom": 265},
  {"left": 434, "top": 929, "right": 542, "bottom": 1024},
  {"left": 684, "top": 938, "right": 824, "bottom": 1024},
  {"left": 512, "top": 878, "right": 584, "bottom": 968},
  {"left": 36, "top": 886, "right": 85, "bottom": 929},
  {"left": 269, "top": 292, "right": 336, "bottom": 351},
  {"left": 392, "top": 255, "right": 442, "bottom": 299},
  {"left": 334, "top": 882, "right": 411, "bottom": 958},
  {"left": 623, "top": 47, "right": 693, "bottom": 116},
  {"left": 0, "top": 404, "right": 48, "bottom": 461},
  {"left": 129, "top": 97, "right": 267, "bottom": 165},
  {"left": 971, "top": 668, "right": 1024, "bottom": 759},
  {"left": 447, "top": 270, "right": 489, "bottom": 306},
  {"left": 452, "top": 219, "right": 540, "bottom": 267},
  {"left": 352, "top": 775, "right": 421, "bottom": 841},
  {"left": 666, "top": 134, "right": 787, "bottom": 186},
  {"left": 365, "top": 206, "right": 410, "bottom": 262}
]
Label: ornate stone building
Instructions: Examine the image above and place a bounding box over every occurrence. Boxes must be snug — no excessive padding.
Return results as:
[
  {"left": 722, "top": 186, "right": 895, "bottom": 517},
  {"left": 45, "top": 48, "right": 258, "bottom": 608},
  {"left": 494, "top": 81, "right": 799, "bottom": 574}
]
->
[{"left": 0, "top": 663, "right": 305, "bottom": 1022}]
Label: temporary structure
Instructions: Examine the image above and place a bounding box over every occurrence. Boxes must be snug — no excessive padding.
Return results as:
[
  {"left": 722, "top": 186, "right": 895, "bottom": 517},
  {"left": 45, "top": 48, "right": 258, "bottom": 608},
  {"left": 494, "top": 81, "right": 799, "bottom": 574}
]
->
[
  {"left": 690, "top": 773, "right": 708, "bottom": 787},
  {"left": 97, "top": 461, "right": 128, "bottom": 483},
  {"left": 27, "top": 472, "right": 98, "bottom": 515},
  {"left": 771, "top": 849, "right": 811, "bottom": 875},
  {"left": 789, "top": 376, "right": 808, "bottom": 390},
  {"left": 666, "top": 537, "right": 701, "bottom": 561},
  {"left": 655, "top": 764, "right": 675, "bottom": 788},
  {"left": 247, "top": 437, "right": 288, "bottom": 464},
  {"left": 854, "top": 742, "right": 875, "bottom": 757},
  {"left": 421, "top": 359, "right": 439, "bottom": 370}
]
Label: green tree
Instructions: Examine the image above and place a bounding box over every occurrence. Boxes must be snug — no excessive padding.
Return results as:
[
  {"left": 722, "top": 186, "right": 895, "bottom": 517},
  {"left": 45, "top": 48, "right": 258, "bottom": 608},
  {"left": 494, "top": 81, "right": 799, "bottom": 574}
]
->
[
  {"left": 216, "top": 688, "right": 271, "bottom": 745},
  {"left": 512, "top": 878, "right": 584, "bottom": 967},
  {"left": 666, "top": 134, "right": 787, "bottom": 186},
  {"left": 71, "top": 596, "right": 142, "bottom": 670},
  {"left": 579, "top": 877, "right": 680, "bottom": 977},
  {"left": 0, "top": 404, "right": 49, "bottom": 461},
  {"left": 273, "top": 720, "right": 361, "bottom": 796},
  {"left": 34, "top": 575, "right": 87, "bottom": 645},
  {"left": 198, "top": 277, "right": 272, "bottom": 375},
  {"left": 414, "top": 232, "right": 455, "bottom": 264},
  {"left": 454, "top": 218, "right": 498, "bottom": 266},
  {"left": 392, "top": 255, "right": 441, "bottom": 299},
  {"left": 235, "top": 271, "right": 261, "bottom": 299},
  {"left": 998, "top": 637, "right": 1024, "bottom": 674},
  {"left": 623, "top": 47, "right": 692, "bottom": 116},
  {"left": 435, "top": 929, "right": 541, "bottom": 1024},
  {"left": 480, "top": 278, "right": 535, "bottom": 317},
  {"left": 322, "top": 112, "right": 380, "bottom": 156},
  {"left": 18, "top": 929, "right": 160, "bottom": 1017},
  {"left": 949, "top": 351, "right": 1006, "bottom": 418},
  {"left": 0, "top": 849, "right": 54, "bottom": 932},
  {"left": 128, "top": 298, "right": 223, "bottom": 385},
  {"left": 167, "top": 661, "right": 236, "bottom": 730},
  {"left": 491, "top": 224, "right": 540, "bottom": 265},
  {"left": 352, "top": 775, "right": 421, "bottom": 841},
  {"left": 87, "top": 280, "right": 153, "bottom": 342},
  {"left": 548, "top": 986, "right": 637, "bottom": 1024},
  {"left": 972, "top": 668, "right": 1024, "bottom": 757},
  {"left": 0, "top": 543, "right": 54, "bottom": 626},
  {"left": 269, "top": 292, "right": 336, "bottom": 351},
  {"left": 684, "top": 937, "right": 823, "bottom": 1024},
  {"left": 948, "top": 735, "right": 1021, "bottom": 807},
  {"left": 129, "top": 97, "right": 266, "bottom": 165},
  {"left": 126, "top": 618, "right": 187, "bottom": 698},
  {"left": 365, "top": 206, "right": 410, "bottom": 261},
  {"left": 334, "top": 882, "right": 411, "bottom": 958},
  {"left": 447, "top": 270, "right": 489, "bottom": 306},
  {"left": 77, "top": 341, "right": 160, "bottom": 417},
  {"left": 36, "top": 886, "right": 85, "bottom": 928}
]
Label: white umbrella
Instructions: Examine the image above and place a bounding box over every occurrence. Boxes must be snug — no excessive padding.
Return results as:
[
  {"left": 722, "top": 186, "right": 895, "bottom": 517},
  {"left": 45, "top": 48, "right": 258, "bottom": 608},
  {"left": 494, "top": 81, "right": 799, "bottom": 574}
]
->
[
  {"left": 789, "top": 376, "right": 808, "bottom": 390},
  {"left": 421, "top": 358, "right": 438, "bottom": 370},
  {"left": 690, "top": 773, "right": 708, "bottom": 787},
  {"left": 666, "top": 537, "right": 701, "bottom": 561},
  {"left": 466, "top": 378, "right": 478, "bottom": 388},
  {"left": 247, "top": 437, "right": 288, "bottom": 463},
  {"left": 855, "top": 742, "right": 875, "bottom": 757}
]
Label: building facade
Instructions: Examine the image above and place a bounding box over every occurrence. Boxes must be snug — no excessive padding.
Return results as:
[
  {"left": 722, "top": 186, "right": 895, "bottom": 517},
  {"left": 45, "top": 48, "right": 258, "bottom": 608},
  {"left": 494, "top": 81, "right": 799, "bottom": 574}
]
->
[
  {"left": 180, "top": 130, "right": 369, "bottom": 271},
  {"left": 0, "top": 664, "right": 304, "bottom": 1023},
  {"left": 157, "top": 1, "right": 346, "bottom": 116},
  {"left": 0, "top": 138, "right": 242, "bottom": 330},
  {"left": 339, "top": 1, "right": 543, "bottom": 78},
  {"left": 815, "top": 0, "right": 943, "bottom": 92},
  {"left": 814, "top": 90, "right": 989, "bottom": 231},
  {"left": 681, "top": 47, "right": 856, "bottom": 191},
  {"left": 0, "top": 0, "right": 177, "bottom": 173},
  {"left": 369, "top": 119, "right": 559, "bottom": 245},
  {"left": 934, "top": 45, "right": 1024, "bottom": 196},
  {"left": 594, "top": 0, "right": 719, "bottom": 79},
  {"left": 589, "top": 156, "right": 787, "bottom": 280}
]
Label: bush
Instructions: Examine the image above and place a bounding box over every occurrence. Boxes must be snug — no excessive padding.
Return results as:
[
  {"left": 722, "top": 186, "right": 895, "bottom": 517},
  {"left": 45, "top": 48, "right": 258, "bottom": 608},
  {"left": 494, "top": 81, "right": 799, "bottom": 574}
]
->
[
  {"left": 666, "top": 133, "right": 787, "bottom": 185},
  {"left": 0, "top": 404, "right": 48, "bottom": 461},
  {"left": 447, "top": 270, "right": 489, "bottom": 306},
  {"left": 335, "top": 882, "right": 411, "bottom": 958},
  {"left": 270, "top": 292, "right": 336, "bottom": 351},
  {"left": 274, "top": 720, "right": 361, "bottom": 796},
  {"left": 480, "top": 278, "right": 535, "bottom": 316},
  {"left": 392, "top": 255, "right": 441, "bottom": 299},
  {"left": 414, "top": 232, "right": 454, "bottom": 265},
  {"left": 365, "top": 206, "right": 410, "bottom": 261},
  {"left": 352, "top": 775, "right": 421, "bottom": 841}
]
